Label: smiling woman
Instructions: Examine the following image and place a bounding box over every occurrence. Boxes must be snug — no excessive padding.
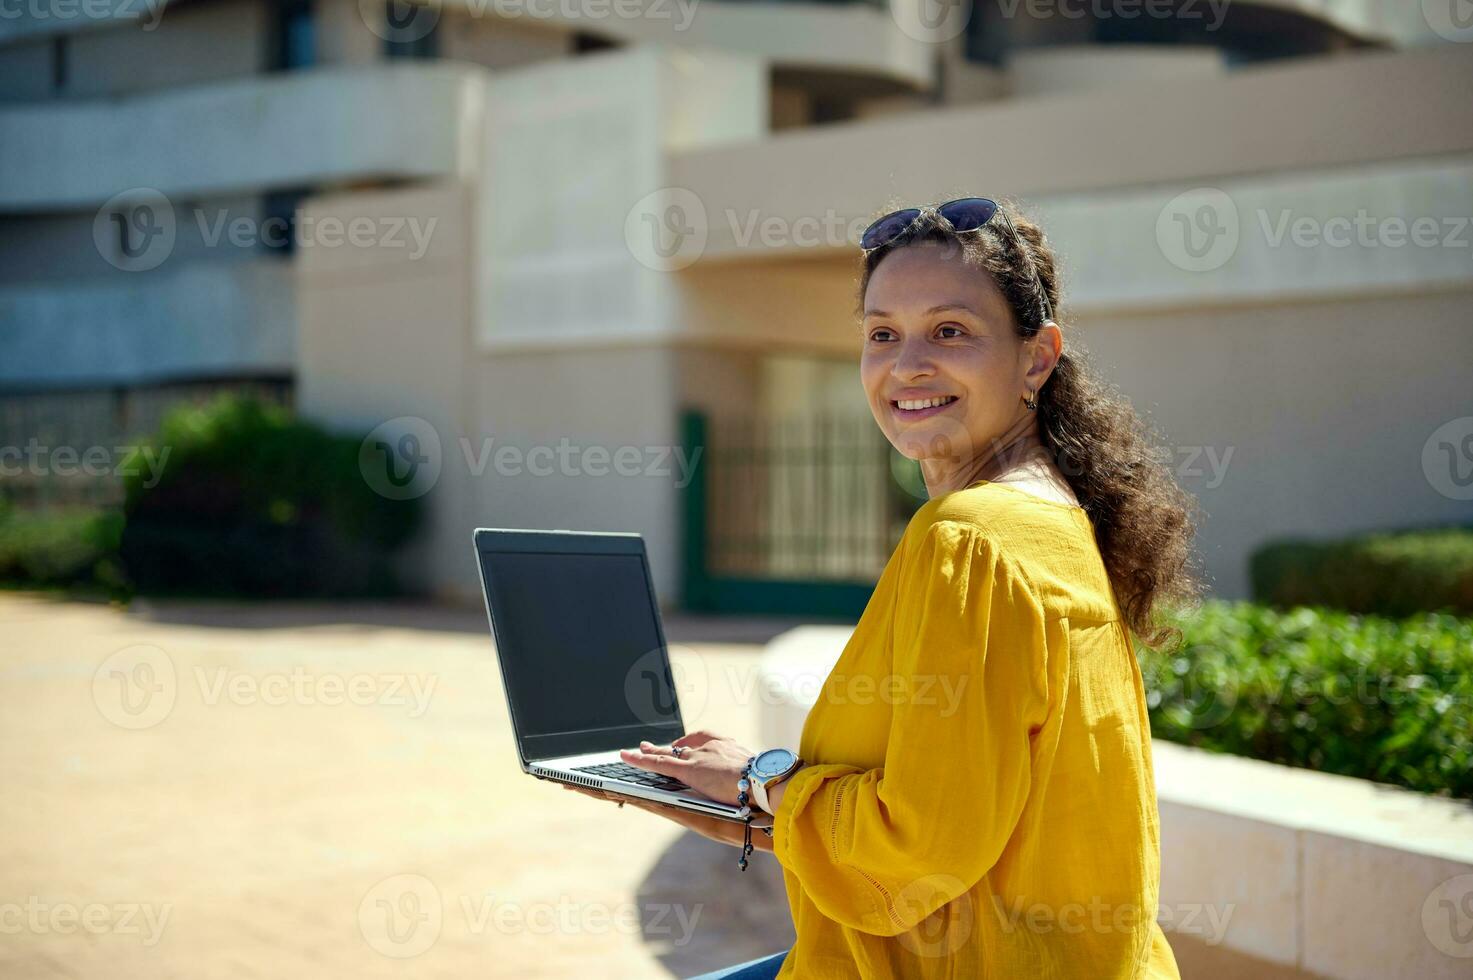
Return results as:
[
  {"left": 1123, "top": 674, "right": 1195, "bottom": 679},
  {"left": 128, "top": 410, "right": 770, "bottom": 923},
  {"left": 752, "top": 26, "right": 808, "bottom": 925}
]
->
[
  {"left": 579, "top": 198, "right": 1204, "bottom": 980},
  {"left": 855, "top": 199, "right": 1203, "bottom": 645}
]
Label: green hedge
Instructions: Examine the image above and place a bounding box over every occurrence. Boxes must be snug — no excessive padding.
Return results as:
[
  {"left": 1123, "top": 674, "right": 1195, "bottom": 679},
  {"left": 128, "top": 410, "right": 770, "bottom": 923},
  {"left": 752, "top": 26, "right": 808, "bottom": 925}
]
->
[
  {"left": 1250, "top": 525, "right": 1473, "bottom": 618},
  {"left": 0, "top": 503, "right": 124, "bottom": 590},
  {"left": 118, "top": 396, "right": 423, "bottom": 597},
  {"left": 1139, "top": 600, "right": 1473, "bottom": 801}
]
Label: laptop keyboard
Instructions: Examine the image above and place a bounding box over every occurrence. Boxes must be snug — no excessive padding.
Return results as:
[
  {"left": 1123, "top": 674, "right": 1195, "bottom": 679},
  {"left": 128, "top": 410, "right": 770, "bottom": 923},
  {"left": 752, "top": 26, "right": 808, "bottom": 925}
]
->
[{"left": 572, "top": 761, "right": 689, "bottom": 792}]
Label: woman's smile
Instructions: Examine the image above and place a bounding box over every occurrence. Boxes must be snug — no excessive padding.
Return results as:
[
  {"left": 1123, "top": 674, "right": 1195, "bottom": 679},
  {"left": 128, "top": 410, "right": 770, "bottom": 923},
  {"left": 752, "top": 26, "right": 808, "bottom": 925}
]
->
[{"left": 890, "top": 393, "right": 959, "bottom": 420}]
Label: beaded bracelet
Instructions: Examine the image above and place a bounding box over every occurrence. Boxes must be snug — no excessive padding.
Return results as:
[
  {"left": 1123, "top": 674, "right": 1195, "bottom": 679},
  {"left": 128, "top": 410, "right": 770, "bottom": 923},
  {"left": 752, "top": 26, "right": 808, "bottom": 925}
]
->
[{"left": 736, "top": 755, "right": 755, "bottom": 871}]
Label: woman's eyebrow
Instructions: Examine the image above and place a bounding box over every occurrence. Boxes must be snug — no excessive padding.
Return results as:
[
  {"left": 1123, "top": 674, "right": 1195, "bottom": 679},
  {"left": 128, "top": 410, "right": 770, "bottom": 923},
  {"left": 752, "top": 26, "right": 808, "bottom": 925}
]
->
[{"left": 862, "top": 302, "right": 980, "bottom": 320}]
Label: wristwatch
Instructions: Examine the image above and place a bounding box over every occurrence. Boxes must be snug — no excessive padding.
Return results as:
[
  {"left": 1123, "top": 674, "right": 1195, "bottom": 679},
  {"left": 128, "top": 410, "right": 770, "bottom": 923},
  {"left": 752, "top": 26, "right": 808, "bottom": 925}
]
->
[{"left": 748, "top": 748, "right": 803, "bottom": 815}]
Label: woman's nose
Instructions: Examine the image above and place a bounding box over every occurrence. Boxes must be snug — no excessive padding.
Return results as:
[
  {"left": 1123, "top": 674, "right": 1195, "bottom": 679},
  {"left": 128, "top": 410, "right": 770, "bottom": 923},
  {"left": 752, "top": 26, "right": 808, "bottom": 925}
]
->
[{"left": 891, "top": 341, "right": 935, "bottom": 380}]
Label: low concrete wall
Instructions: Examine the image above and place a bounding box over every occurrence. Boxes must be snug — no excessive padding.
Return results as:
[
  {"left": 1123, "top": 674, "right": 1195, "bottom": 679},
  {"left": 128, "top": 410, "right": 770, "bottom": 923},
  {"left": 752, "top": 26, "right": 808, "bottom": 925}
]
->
[{"left": 756, "top": 626, "right": 1473, "bottom": 979}]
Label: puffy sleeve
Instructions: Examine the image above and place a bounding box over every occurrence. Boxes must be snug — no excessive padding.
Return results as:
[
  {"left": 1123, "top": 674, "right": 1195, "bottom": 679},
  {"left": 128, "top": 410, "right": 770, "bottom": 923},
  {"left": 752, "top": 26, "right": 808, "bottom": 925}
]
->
[{"left": 771, "top": 520, "right": 1051, "bottom": 936}]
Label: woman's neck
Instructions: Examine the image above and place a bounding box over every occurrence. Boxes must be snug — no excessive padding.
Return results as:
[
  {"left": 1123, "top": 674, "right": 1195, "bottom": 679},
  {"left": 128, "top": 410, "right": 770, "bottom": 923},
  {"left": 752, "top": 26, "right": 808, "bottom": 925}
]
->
[{"left": 920, "top": 416, "right": 1053, "bottom": 499}]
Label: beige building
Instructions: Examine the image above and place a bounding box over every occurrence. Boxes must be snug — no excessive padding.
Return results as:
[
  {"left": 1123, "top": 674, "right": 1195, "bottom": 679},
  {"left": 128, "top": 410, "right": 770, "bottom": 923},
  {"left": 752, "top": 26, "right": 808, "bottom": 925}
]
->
[{"left": 2, "top": 0, "right": 1470, "bottom": 607}]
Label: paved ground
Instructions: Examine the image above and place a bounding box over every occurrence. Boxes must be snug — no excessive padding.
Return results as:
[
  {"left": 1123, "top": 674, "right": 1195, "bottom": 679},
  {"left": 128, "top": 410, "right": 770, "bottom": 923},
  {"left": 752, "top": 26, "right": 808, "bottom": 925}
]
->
[{"left": 0, "top": 594, "right": 798, "bottom": 980}]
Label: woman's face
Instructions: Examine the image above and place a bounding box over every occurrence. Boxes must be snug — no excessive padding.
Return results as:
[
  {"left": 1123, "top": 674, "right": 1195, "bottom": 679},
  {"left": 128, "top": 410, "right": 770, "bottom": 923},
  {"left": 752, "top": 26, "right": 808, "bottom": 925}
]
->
[{"left": 860, "top": 241, "right": 1040, "bottom": 470}]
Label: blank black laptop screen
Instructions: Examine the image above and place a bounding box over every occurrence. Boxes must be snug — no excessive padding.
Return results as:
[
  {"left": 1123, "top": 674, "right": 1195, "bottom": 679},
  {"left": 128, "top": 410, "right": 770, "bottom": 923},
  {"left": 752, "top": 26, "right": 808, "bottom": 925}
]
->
[{"left": 480, "top": 549, "right": 681, "bottom": 759}]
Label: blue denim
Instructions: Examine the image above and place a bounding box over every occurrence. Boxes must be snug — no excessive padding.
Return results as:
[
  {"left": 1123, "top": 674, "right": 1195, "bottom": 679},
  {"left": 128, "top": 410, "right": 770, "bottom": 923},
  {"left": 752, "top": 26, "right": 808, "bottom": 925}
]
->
[{"left": 685, "top": 949, "right": 790, "bottom": 980}]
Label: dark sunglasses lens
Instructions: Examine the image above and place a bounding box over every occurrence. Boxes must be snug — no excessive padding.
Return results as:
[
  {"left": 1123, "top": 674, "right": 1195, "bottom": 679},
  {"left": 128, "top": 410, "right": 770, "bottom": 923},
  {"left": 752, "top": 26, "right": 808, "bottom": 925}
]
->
[
  {"left": 937, "top": 198, "right": 998, "bottom": 232},
  {"left": 861, "top": 209, "right": 921, "bottom": 250}
]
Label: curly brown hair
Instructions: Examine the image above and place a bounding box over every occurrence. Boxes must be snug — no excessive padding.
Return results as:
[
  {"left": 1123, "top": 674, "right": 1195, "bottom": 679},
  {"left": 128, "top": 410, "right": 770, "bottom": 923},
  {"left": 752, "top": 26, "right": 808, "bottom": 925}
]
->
[{"left": 856, "top": 199, "right": 1205, "bottom": 651}]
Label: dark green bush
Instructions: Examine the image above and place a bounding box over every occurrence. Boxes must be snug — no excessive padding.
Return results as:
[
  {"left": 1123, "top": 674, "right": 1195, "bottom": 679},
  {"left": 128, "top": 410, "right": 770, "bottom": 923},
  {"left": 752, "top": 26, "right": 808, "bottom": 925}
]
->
[
  {"left": 1250, "top": 525, "right": 1473, "bottom": 617},
  {"left": 119, "top": 396, "right": 423, "bottom": 597},
  {"left": 0, "top": 504, "right": 124, "bottom": 590},
  {"left": 1139, "top": 600, "right": 1473, "bottom": 801}
]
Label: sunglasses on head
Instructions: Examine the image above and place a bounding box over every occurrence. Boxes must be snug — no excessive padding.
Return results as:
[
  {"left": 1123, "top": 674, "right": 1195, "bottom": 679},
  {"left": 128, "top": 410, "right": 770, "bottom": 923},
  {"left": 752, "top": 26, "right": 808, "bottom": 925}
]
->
[{"left": 859, "top": 197, "right": 1054, "bottom": 324}]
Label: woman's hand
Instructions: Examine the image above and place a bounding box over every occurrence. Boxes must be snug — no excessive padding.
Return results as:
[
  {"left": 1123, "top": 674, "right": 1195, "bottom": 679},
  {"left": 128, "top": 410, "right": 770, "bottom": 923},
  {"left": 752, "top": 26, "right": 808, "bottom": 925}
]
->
[
  {"left": 618, "top": 730, "right": 755, "bottom": 806},
  {"left": 559, "top": 783, "right": 773, "bottom": 852}
]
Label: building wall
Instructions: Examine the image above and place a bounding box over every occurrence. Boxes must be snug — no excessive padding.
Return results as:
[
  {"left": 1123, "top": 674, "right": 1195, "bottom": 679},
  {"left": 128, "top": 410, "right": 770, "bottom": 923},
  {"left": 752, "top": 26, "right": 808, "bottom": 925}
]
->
[
  {"left": 295, "top": 47, "right": 773, "bottom": 602},
  {"left": 286, "top": 44, "right": 1473, "bottom": 606},
  {"left": 7, "top": 12, "right": 1470, "bottom": 610},
  {"left": 437, "top": 11, "right": 573, "bottom": 71},
  {"left": 0, "top": 192, "right": 269, "bottom": 285},
  {"left": 65, "top": 0, "right": 270, "bottom": 99},
  {"left": 0, "top": 258, "right": 295, "bottom": 389},
  {"left": 1076, "top": 289, "right": 1473, "bottom": 598},
  {"left": 1078, "top": 288, "right": 1467, "bottom": 595},
  {"left": 0, "top": 36, "right": 57, "bottom": 103},
  {"left": 667, "top": 259, "right": 1473, "bottom": 600},
  {"left": 293, "top": 180, "right": 476, "bottom": 596},
  {"left": 464, "top": 346, "right": 685, "bottom": 600},
  {"left": 668, "top": 47, "right": 1473, "bottom": 260},
  {"left": 0, "top": 0, "right": 273, "bottom": 104}
]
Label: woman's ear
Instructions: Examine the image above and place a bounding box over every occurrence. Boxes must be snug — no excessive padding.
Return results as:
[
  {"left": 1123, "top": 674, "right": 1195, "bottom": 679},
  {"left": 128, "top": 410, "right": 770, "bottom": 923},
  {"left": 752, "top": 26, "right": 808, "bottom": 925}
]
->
[{"left": 1024, "top": 324, "right": 1063, "bottom": 391}]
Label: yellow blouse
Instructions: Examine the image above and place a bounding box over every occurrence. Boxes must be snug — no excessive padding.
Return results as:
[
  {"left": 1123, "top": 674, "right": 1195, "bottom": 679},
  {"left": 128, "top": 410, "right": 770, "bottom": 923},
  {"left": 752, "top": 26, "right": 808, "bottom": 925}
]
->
[{"left": 771, "top": 481, "right": 1180, "bottom": 979}]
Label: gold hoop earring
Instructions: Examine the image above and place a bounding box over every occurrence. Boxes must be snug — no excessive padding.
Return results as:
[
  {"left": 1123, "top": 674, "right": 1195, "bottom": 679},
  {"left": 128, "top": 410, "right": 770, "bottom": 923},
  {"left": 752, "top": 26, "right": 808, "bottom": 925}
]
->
[{"left": 1024, "top": 388, "right": 1038, "bottom": 411}]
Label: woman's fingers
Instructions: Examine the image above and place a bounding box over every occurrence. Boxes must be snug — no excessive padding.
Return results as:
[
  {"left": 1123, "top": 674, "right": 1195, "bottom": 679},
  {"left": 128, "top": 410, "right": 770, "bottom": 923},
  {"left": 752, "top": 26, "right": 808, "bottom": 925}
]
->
[
  {"left": 672, "top": 730, "right": 721, "bottom": 749},
  {"left": 560, "top": 783, "right": 620, "bottom": 804},
  {"left": 636, "top": 739, "right": 702, "bottom": 759},
  {"left": 560, "top": 781, "right": 762, "bottom": 852},
  {"left": 560, "top": 784, "right": 671, "bottom": 813},
  {"left": 621, "top": 745, "right": 693, "bottom": 775}
]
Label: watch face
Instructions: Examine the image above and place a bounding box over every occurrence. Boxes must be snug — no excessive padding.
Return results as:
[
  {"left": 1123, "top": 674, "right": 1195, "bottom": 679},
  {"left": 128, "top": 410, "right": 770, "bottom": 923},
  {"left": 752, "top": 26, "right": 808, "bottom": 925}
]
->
[{"left": 754, "top": 748, "right": 796, "bottom": 778}]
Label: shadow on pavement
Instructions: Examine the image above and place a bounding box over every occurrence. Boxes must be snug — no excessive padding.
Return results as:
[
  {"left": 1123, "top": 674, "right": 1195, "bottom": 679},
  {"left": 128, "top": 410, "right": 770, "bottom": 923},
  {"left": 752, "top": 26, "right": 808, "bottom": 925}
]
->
[{"left": 637, "top": 832, "right": 796, "bottom": 978}]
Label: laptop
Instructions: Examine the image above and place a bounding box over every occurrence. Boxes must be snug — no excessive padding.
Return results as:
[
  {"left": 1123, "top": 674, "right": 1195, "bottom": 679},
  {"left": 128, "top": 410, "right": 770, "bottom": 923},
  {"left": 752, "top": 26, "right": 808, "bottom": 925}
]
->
[{"left": 474, "top": 527, "right": 771, "bottom": 827}]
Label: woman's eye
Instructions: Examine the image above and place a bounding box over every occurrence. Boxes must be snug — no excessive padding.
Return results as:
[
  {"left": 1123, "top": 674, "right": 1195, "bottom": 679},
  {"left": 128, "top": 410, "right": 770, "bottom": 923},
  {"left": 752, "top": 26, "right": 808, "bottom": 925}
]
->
[
  {"left": 937, "top": 324, "right": 965, "bottom": 338},
  {"left": 868, "top": 329, "right": 894, "bottom": 342}
]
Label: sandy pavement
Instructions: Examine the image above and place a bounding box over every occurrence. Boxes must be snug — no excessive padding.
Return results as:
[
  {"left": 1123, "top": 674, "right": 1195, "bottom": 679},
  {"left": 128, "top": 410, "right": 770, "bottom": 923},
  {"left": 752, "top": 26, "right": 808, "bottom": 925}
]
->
[{"left": 0, "top": 594, "right": 797, "bottom": 980}]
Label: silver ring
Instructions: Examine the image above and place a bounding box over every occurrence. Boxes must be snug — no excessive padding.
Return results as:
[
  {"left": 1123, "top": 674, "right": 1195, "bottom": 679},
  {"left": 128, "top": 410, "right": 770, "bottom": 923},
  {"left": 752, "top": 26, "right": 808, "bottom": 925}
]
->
[{"left": 672, "top": 746, "right": 685, "bottom": 758}]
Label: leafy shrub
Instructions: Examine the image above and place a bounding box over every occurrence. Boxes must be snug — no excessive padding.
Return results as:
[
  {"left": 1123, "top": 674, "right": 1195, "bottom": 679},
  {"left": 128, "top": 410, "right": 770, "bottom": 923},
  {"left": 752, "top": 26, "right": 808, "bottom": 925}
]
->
[
  {"left": 1250, "top": 526, "right": 1473, "bottom": 617},
  {"left": 0, "top": 504, "right": 124, "bottom": 590},
  {"left": 119, "top": 396, "right": 423, "bottom": 597},
  {"left": 1139, "top": 600, "right": 1473, "bottom": 800}
]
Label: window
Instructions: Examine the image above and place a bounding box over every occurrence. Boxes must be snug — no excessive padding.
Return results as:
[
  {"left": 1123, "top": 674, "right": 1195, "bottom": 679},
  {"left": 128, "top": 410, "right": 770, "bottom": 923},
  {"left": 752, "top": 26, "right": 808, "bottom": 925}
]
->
[{"left": 270, "top": 0, "right": 316, "bottom": 71}]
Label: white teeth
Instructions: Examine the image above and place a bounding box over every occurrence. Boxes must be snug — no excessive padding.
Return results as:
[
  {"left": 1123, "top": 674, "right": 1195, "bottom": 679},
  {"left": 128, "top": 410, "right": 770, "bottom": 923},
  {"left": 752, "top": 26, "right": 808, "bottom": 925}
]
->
[{"left": 896, "top": 396, "right": 956, "bottom": 411}]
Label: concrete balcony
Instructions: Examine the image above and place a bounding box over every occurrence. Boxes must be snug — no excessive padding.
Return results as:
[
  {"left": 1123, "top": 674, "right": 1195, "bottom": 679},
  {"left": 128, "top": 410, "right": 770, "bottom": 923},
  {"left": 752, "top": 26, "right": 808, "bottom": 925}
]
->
[
  {"left": 1, "top": 0, "right": 1459, "bottom": 54},
  {"left": 0, "top": 258, "right": 294, "bottom": 388},
  {"left": 666, "top": 45, "right": 1473, "bottom": 310},
  {"left": 1245, "top": 0, "right": 1468, "bottom": 47},
  {"left": 478, "top": 0, "right": 932, "bottom": 90},
  {"left": 0, "top": 62, "right": 483, "bottom": 213}
]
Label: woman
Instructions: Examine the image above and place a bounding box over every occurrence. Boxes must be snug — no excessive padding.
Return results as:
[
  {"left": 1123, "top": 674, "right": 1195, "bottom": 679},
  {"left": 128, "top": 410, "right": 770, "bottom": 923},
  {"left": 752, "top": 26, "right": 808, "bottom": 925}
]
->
[{"left": 567, "top": 198, "right": 1201, "bottom": 979}]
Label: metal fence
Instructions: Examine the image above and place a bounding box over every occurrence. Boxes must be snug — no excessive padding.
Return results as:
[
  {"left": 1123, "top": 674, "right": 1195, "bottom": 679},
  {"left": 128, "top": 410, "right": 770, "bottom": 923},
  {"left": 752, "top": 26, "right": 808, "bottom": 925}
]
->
[
  {"left": 0, "top": 378, "right": 292, "bottom": 511},
  {"left": 682, "top": 409, "right": 922, "bottom": 616}
]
